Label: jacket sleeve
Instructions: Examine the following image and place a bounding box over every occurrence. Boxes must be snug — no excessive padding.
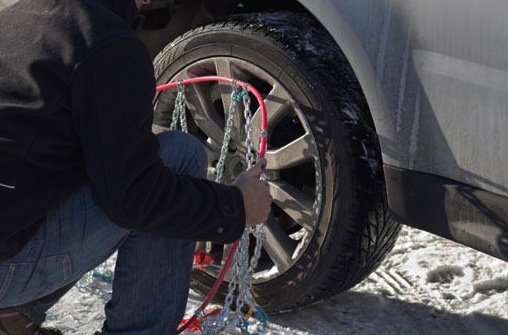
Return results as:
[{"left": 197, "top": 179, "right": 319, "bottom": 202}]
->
[{"left": 70, "top": 37, "right": 245, "bottom": 243}]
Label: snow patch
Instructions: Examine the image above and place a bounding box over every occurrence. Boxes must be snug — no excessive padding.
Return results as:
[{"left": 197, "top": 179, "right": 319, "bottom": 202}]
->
[{"left": 46, "top": 227, "right": 508, "bottom": 334}]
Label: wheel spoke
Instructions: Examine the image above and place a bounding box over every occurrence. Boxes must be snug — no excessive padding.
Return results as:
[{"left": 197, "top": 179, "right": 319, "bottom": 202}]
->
[
  {"left": 269, "top": 181, "right": 316, "bottom": 232},
  {"left": 214, "top": 59, "right": 244, "bottom": 144},
  {"left": 214, "top": 59, "right": 235, "bottom": 118},
  {"left": 203, "top": 142, "right": 221, "bottom": 164},
  {"left": 262, "top": 221, "right": 297, "bottom": 273},
  {"left": 265, "top": 132, "right": 317, "bottom": 170},
  {"left": 229, "top": 99, "right": 244, "bottom": 146},
  {"left": 252, "top": 84, "right": 291, "bottom": 147},
  {"left": 262, "top": 84, "right": 292, "bottom": 125},
  {"left": 153, "top": 90, "right": 178, "bottom": 127},
  {"left": 185, "top": 84, "right": 225, "bottom": 145},
  {"left": 152, "top": 124, "right": 169, "bottom": 134},
  {"left": 214, "top": 58, "right": 234, "bottom": 79}
]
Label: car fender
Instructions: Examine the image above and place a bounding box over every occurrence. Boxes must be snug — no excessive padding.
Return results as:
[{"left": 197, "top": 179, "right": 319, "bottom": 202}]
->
[{"left": 296, "top": 0, "right": 420, "bottom": 171}]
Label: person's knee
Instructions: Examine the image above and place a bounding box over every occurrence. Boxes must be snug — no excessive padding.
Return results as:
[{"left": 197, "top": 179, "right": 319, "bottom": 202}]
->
[{"left": 157, "top": 131, "right": 207, "bottom": 177}]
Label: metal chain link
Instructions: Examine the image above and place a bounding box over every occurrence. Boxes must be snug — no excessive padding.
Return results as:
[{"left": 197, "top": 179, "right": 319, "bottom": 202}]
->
[
  {"left": 213, "top": 88, "right": 238, "bottom": 183},
  {"left": 241, "top": 86, "right": 267, "bottom": 325},
  {"left": 242, "top": 86, "right": 255, "bottom": 168},
  {"left": 170, "top": 82, "right": 188, "bottom": 132},
  {"left": 202, "top": 85, "right": 267, "bottom": 335}
]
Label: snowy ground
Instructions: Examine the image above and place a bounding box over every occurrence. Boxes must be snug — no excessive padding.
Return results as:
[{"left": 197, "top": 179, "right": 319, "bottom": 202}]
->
[{"left": 47, "top": 226, "right": 508, "bottom": 334}]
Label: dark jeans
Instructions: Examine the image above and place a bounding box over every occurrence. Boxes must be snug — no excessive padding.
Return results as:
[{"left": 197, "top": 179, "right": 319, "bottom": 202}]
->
[{"left": 0, "top": 131, "right": 207, "bottom": 334}]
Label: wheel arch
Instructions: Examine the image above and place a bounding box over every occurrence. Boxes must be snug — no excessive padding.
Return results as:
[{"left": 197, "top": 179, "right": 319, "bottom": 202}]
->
[
  {"left": 292, "top": 0, "right": 393, "bottom": 135},
  {"left": 238, "top": 0, "right": 395, "bottom": 160},
  {"left": 237, "top": 0, "right": 400, "bottom": 186}
]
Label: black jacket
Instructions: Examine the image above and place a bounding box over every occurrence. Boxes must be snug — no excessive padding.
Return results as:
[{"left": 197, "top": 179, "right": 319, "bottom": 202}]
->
[{"left": 0, "top": 0, "right": 245, "bottom": 260}]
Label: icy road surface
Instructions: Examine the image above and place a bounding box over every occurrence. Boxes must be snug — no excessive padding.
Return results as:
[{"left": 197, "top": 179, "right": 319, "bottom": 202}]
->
[{"left": 47, "top": 226, "right": 508, "bottom": 334}]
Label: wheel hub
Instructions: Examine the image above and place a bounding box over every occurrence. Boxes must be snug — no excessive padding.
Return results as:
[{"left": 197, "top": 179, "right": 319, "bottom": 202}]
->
[{"left": 217, "top": 154, "right": 247, "bottom": 183}]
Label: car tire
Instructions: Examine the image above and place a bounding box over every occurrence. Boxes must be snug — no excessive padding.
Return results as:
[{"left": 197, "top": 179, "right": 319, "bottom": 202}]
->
[{"left": 152, "top": 12, "right": 401, "bottom": 313}]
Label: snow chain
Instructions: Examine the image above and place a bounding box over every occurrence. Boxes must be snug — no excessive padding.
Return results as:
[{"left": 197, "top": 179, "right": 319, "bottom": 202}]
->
[{"left": 174, "top": 81, "right": 268, "bottom": 334}]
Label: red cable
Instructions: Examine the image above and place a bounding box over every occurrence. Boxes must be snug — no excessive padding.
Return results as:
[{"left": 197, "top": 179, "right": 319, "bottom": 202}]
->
[
  {"left": 156, "top": 76, "right": 268, "bottom": 334},
  {"left": 176, "top": 242, "right": 239, "bottom": 334},
  {"left": 156, "top": 76, "right": 268, "bottom": 158}
]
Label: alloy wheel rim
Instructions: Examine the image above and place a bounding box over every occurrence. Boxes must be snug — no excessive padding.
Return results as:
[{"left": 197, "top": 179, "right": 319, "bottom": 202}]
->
[{"left": 155, "top": 57, "right": 323, "bottom": 282}]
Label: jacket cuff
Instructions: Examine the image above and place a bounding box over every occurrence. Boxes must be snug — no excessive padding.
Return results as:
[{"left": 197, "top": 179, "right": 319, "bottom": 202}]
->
[{"left": 209, "top": 183, "right": 246, "bottom": 243}]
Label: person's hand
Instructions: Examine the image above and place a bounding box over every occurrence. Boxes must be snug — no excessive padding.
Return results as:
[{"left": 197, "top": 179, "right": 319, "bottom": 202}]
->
[{"left": 233, "top": 158, "right": 272, "bottom": 227}]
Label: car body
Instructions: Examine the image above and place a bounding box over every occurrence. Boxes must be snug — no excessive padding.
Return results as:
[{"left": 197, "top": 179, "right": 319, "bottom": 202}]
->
[{"left": 301, "top": 0, "right": 508, "bottom": 261}]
